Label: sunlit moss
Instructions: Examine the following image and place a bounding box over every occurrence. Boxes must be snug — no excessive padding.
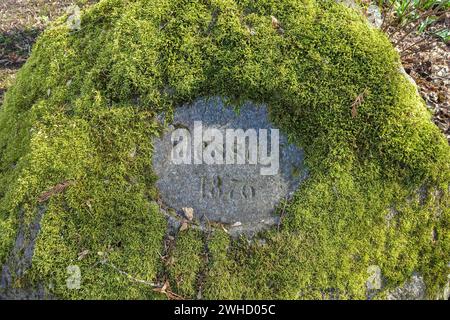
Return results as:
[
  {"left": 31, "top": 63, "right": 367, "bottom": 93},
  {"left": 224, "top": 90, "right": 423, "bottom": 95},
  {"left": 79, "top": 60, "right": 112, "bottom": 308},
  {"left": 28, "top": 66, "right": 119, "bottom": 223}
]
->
[{"left": 167, "top": 229, "right": 204, "bottom": 298}]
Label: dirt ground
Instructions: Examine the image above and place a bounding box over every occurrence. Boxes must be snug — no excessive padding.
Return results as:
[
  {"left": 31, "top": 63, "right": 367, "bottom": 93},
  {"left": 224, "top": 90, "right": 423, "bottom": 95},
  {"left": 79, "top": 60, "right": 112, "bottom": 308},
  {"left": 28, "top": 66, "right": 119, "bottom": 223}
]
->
[
  {"left": 0, "top": 0, "right": 448, "bottom": 141},
  {"left": 392, "top": 11, "right": 450, "bottom": 142},
  {"left": 0, "top": 0, "right": 97, "bottom": 102}
]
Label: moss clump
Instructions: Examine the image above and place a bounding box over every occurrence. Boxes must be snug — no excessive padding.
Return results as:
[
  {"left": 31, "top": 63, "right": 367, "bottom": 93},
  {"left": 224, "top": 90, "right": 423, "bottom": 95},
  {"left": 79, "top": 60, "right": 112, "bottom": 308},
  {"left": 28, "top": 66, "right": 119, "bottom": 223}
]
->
[
  {"left": 167, "top": 229, "right": 204, "bottom": 298},
  {"left": 0, "top": 0, "right": 449, "bottom": 299}
]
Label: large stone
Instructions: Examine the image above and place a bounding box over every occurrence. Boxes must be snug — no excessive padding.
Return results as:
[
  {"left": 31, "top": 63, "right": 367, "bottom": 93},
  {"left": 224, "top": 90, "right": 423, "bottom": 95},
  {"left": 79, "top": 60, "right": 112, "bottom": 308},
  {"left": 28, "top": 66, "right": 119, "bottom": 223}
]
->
[{"left": 153, "top": 97, "right": 307, "bottom": 233}]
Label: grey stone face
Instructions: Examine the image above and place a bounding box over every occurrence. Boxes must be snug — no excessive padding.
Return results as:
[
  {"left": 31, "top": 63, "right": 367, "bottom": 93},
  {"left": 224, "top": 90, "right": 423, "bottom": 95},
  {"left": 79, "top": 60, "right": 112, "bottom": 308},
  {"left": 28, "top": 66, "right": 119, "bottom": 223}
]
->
[{"left": 152, "top": 97, "right": 306, "bottom": 232}]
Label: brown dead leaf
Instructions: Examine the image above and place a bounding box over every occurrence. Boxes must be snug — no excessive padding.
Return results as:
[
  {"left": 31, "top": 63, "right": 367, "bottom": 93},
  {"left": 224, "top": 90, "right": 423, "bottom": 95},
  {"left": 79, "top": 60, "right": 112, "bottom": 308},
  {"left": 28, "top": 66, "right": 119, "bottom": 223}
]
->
[
  {"left": 38, "top": 180, "right": 74, "bottom": 203},
  {"left": 85, "top": 199, "right": 93, "bottom": 211},
  {"left": 221, "top": 225, "right": 229, "bottom": 234},
  {"left": 166, "top": 290, "right": 185, "bottom": 300},
  {"left": 153, "top": 280, "right": 169, "bottom": 294},
  {"left": 77, "top": 249, "right": 90, "bottom": 261},
  {"left": 7, "top": 52, "right": 27, "bottom": 64},
  {"left": 165, "top": 255, "right": 175, "bottom": 266},
  {"left": 271, "top": 15, "right": 284, "bottom": 34},
  {"left": 182, "top": 207, "right": 194, "bottom": 221},
  {"left": 153, "top": 280, "right": 185, "bottom": 300},
  {"left": 271, "top": 16, "right": 280, "bottom": 28},
  {"left": 351, "top": 89, "right": 368, "bottom": 118}
]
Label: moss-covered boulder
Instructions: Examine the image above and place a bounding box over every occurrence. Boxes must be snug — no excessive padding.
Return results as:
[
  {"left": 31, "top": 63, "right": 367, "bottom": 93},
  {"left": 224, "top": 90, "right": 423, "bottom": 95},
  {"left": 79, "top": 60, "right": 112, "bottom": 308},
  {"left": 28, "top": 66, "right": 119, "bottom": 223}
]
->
[{"left": 0, "top": 0, "right": 449, "bottom": 299}]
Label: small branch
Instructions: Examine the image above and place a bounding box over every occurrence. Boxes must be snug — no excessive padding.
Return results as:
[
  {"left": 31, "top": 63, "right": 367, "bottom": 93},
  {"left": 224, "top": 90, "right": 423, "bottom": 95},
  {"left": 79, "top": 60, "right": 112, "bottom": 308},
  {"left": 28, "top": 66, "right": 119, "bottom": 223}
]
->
[
  {"left": 400, "top": 39, "right": 438, "bottom": 58},
  {"left": 388, "top": 0, "right": 442, "bottom": 38},
  {"left": 399, "top": 27, "right": 445, "bottom": 56},
  {"left": 99, "top": 256, "right": 184, "bottom": 300},
  {"left": 394, "top": 8, "right": 446, "bottom": 47},
  {"left": 400, "top": 37, "right": 429, "bottom": 55},
  {"left": 100, "top": 259, "right": 160, "bottom": 287},
  {"left": 351, "top": 88, "right": 369, "bottom": 118},
  {"left": 381, "top": 0, "right": 397, "bottom": 32},
  {"left": 38, "top": 180, "right": 74, "bottom": 203}
]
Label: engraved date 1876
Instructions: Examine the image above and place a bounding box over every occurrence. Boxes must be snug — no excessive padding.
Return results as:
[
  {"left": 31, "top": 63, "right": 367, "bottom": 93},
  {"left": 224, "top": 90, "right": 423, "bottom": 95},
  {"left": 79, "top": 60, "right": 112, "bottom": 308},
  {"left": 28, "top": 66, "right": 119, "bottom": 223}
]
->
[{"left": 200, "top": 175, "right": 256, "bottom": 200}]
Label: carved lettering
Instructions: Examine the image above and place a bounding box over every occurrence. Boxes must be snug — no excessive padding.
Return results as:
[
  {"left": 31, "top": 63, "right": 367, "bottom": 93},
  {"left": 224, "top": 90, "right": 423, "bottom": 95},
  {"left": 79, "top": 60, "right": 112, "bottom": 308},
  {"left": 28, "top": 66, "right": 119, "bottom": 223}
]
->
[{"left": 200, "top": 175, "right": 256, "bottom": 200}]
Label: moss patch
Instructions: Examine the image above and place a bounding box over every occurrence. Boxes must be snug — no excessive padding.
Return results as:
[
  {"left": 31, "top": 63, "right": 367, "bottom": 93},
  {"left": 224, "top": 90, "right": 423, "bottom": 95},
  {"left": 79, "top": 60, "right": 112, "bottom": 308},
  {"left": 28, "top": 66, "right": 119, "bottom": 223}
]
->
[
  {"left": 167, "top": 229, "right": 205, "bottom": 299},
  {"left": 0, "top": 0, "right": 449, "bottom": 299}
]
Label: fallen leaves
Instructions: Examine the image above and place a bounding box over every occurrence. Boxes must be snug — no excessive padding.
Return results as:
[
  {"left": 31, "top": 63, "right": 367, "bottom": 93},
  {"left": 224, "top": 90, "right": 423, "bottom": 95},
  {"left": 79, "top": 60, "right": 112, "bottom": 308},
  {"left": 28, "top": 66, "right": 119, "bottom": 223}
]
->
[
  {"left": 182, "top": 207, "right": 194, "bottom": 221},
  {"left": 77, "top": 249, "right": 90, "bottom": 261},
  {"left": 271, "top": 15, "right": 280, "bottom": 28},
  {"left": 38, "top": 180, "right": 74, "bottom": 203},
  {"left": 178, "top": 207, "right": 195, "bottom": 232},
  {"left": 351, "top": 89, "right": 369, "bottom": 118},
  {"left": 271, "top": 15, "right": 284, "bottom": 35},
  {"left": 153, "top": 280, "right": 169, "bottom": 295},
  {"left": 153, "top": 280, "right": 184, "bottom": 300},
  {"left": 402, "top": 44, "right": 450, "bottom": 142},
  {"left": 179, "top": 221, "right": 189, "bottom": 232},
  {"left": 221, "top": 225, "right": 229, "bottom": 234},
  {"left": 1, "top": 52, "right": 27, "bottom": 66}
]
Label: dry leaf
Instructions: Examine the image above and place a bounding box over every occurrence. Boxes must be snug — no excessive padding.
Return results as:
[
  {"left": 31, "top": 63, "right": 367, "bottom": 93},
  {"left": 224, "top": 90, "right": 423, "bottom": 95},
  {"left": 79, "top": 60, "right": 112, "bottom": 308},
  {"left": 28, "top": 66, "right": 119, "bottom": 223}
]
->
[
  {"left": 271, "top": 15, "right": 285, "bottom": 34},
  {"left": 271, "top": 15, "right": 280, "bottom": 29},
  {"left": 153, "top": 280, "right": 184, "bottom": 300},
  {"left": 351, "top": 89, "right": 368, "bottom": 118},
  {"left": 182, "top": 207, "right": 194, "bottom": 221},
  {"left": 165, "top": 256, "right": 175, "bottom": 266},
  {"left": 179, "top": 221, "right": 189, "bottom": 232},
  {"left": 78, "top": 249, "right": 90, "bottom": 261},
  {"left": 38, "top": 180, "right": 74, "bottom": 203},
  {"left": 221, "top": 225, "right": 229, "bottom": 234},
  {"left": 153, "top": 280, "right": 169, "bottom": 294},
  {"left": 351, "top": 104, "right": 358, "bottom": 118},
  {"left": 166, "top": 290, "right": 185, "bottom": 300}
]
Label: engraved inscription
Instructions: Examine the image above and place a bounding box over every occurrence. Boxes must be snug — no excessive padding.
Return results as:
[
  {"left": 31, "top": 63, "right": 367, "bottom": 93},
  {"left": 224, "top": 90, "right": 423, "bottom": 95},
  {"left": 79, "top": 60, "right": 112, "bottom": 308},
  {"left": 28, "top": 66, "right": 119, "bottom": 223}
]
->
[
  {"left": 152, "top": 97, "right": 306, "bottom": 229},
  {"left": 200, "top": 175, "right": 256, "bottom": 200}
]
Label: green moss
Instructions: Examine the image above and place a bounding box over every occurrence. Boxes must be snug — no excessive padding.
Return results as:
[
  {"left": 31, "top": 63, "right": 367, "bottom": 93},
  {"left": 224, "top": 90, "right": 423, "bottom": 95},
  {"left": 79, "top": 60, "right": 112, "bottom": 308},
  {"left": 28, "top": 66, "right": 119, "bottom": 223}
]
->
[
  {"left": 167, "top": 229, "right": 204, "bottom": 298},
  {"left": 0, "top": 0, "right": 449, "bottom": 299},
  {"left": 203, "top": 229, "right": 243, "bottom": 299}
]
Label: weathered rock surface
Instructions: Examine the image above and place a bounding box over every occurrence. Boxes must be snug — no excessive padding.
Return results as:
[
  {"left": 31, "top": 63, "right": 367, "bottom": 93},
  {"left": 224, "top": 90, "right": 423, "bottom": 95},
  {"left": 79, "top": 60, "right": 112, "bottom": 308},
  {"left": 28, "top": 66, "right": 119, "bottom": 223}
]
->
[{"left": 387, "top": 273, "right": 427, "bottom": 300}]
